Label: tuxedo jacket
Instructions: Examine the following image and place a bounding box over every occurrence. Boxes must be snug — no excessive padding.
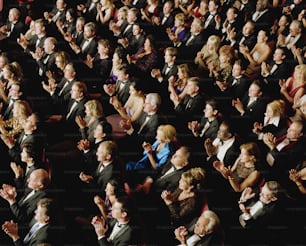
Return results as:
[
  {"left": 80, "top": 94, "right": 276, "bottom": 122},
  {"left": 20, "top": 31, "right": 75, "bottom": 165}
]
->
[
  {"left": 198, "top": 117, "right": 220, "bottom": 141},
  {"left": 98, "top": 219, "right": 141, "bottom": 246},
  {"left": 234, "top": 32, "right": 256, "bottom": 51},
  {"left": 179, "top": 31, "right": 206, "bottom": 60},
  {"left": 252, "top": 9, "right": 274, "bottom": 32},
  {"left": 261, "top": 61, "right": 293, "bottom": 99},
  {"left": 8, "top": 131, "right": 42, "bottom": 165},
  {"left": 36, "top": 51, "right": 57, "bottom": 77},
  {"left": 241, "top": 95, "right": 267, "bottom": 124},
  {"left": 26, "top": 35, "right": 47, "bottom": 52},
  {"left": 114, "top": 80, "right": 134, "bottom": 106},
  {"left": 226, "top": 75, "right": 251, "bottom": 100},
  {"left": 78, "top": 37, "right": 98, "bottom": 60},
  {"left": 175, "top": 93, "right": 205, "bottom": 119},
  {"left": 10, "top": 189, "right": 48, "bottom": 224},
  {"left": 5, "top": 20, "right": 25, "bottom": 41},
  {"left": 152, "top": 161, "right": 189, "bottom": 193},
  {"left": 14, "top": 164, "right": 41, "bottom": 192},
  {"left": 51, "top": 78, "right": 76, "bottom": 113},
  {"left": 117, "top": 21, "right": 134, "bottom": 41},
  {"left": 132, "top": 111, "right": 162, "bottom": 143},
  {"left": 159, "top": 12, "right": 175, "bottom": 30},
  {"left": 65, "top": 97, "right": 87, "bottom": 122},
  {"left": 2, "top": 97, "right": 21, "bottom": 120}
]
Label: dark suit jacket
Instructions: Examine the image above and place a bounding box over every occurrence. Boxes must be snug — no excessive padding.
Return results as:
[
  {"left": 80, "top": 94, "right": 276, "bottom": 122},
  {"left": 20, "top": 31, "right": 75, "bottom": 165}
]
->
[
  {"left": 227, "top": 75, "right": 251, "bottom": 100},
  {"left": 98, "top": 219, "right": 141, "bottom": 246},
  {"left": 8, "top": 131, "right": 43, "bottom": 165},
  {"left": 175, "top": 93, "right": 205, "bottom": 119},
  {"left": 14, "top": 222, "right": 56, "bottom": 246},
  {"left": 132, "top": 111, "right": 162, "bottom": 143},
  {"left": 26, "top": 35, "right": 47, "bottom": 53},
  {"left": 36, "top": 51, "right": 57, "bottom": 77},
  {"left": 65, "top": 97, "right": 86, "bottom": 122},
  {"left": 6, "top": 20, "right": 25, "bottom": 41},
  {"left": 261, "top": 61, "right": 293, "bottom": 99},
  {"left": 114, "top": 80, "right": 134, "bottom": 106},
  {"left": 179, "top": 31, "right": 206, "bottom": 60},
  {"left": 10, "top": 189, "right": 48, "bottom": 224},
  {"left": 252, "top": 9, "right": 275, "bottom": 32},
  {"left": 198, "top": 117, "right": 220, "bottom": 141},
  {"left": 2, "top": 97, "right": 21, "bottom": 120},
  {"left": 78, "top": 37, "right": 98, "bottom": 60},
  {"left": 14, "top": 164, "right": 41, "bottom": 192},
  {"left": 241, "top": 95, "right": 267, "bottom": 124},
  {"left": 152, "top": 161, "right": 189, "bottom": 193}
]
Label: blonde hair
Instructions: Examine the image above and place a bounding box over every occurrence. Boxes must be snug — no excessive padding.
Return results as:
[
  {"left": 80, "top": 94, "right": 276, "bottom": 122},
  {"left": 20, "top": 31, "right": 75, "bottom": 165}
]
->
[
  {"left": 157, "top": 124, "right": 176, "bottom": 143},
  {"left": 85, "top": 99, "right": 104, "bottom": 118},
  {"left": 294, "top": 64, "right": 306, "bottom": 83},
  {"left": 13, "top": 100, "right": 32, "bottom": 118},
  {"left": 207, "top": 35, "right": 221, "bottom": 51},
  {"left": 181, "top": 167, "right": 206, "bottom": 190},
  {"left": 240, "top": 142, "right": 261, "bottom": 162},
  {"left": 267, "top": 99, "right": 286, "bottom": 118},
  {"left": 175, "top": 13, "right": 186, "bottom": 23}
]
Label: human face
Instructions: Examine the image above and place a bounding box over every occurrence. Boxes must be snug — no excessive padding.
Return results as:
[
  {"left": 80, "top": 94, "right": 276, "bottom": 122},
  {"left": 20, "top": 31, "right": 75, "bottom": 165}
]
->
[
  {"left": 127, "top": 11, "right": 136, "bottom": 23},
  {"left": 8, "top": 84, "right": 21, "bottom": 98},
  {"left": 204, "top": 103, "right": 215, "bottom": 118},
  {"left": 21, "top": 147, "right": 29, "bottom": 163},
  {"left": 66, "top": 11, "right": 73, "bottom": 22},
  {"left": 111, "top": 201, "right": 124, "bottom": 220},
  {"left": 94, "top": 124, "right": 104, "bottom": 139},
  {"left": 27, "top": 171, "right": 41, "bottom": 190},
  {"left": 0, "top": 57, "right": 7, "bottom": 69},
  {"left": 34, "top": 205, "right": 48, "bottom": 223},
  {"left": 8, "top": 9, "right": 18, "bottom": 22},
  {"left": 64, "top": 64, "right": 75, "bottom": 79},
  {"left": 163, "top": 2, "right": 172, "bottom": 14},
  {"left": 248, "top": 83, "right": 261, "bottom": 98},
  {"left": 105, "top": 182, "right": 115, "bottom": 197},
  {"left": 232, "top": 63, "right": 242, "bottom": 77},
  {"left": 164, "top": 51, "right": 173, "bottom": 64},
  {"left": 34, "top": 22, "right": 44, "bottom": 35},
  {"left": 194, "top": 216, "right": 209, "bottom": 235},
  {"left": 112, "top": 52, "right": 120, "bottom": 66},
  {"left": 144, "top": 38, "right": 151, "bottom": 51},
  {"left": 3, "top": 67, "right": 12, "bottom": 80},
  {"left": 178, "top": 176, "right": 190, "bottom": 191},
  {"left": 155, "top": 129, "right": 166, "bottom": 143},
  {"left": 23, "top": 115, "right": 37, "bottom": 132},
  {"left": 273, "top": 48, "right": 284, "bottom": 62},
  {"left": 286, "top": 122, "right": 302, "bottom": 140},
  {"left": 96, "top": 144, "right": 107, "bottom": 162},
  {"left": 43, "top": 38, "right": 54, "bottom": 54},
  {"left": 55, "top": 56, "right": 64, "bottom": 69},
  {"left": 132, "top": 25, "right": 141, "bottom": 35},
  {"left": 143, "top": 96, "right": 154, "bottom": 113},
  {"left": 278, "top": 15, "right": 288, "bottom": 26},
  {"left": 239, "top": 148, "right": 253, "bottom": 164},
  {"left": 185, "top": 81, "right": 197, "bottom": 95},
  {"left": 289, "top": 22, "right": 300, "bottom": 36},
  {"left": 129, "top": 85, "right": 136, "bottom": 95},
  {"left": 12, "top": 104, "right": 22, "bottom": 118},
  {"left": 265, "top": 105, "right": 274, "bottom": 118},
  {"left": 70, "top": 85, "right": 81, "bottom": 100},
  {"left": 76, "top": 20, "right": 84, "bottom": 32},
  {"left": 217, "top": 124, "right": 231, "bottom": 140},
  {"left": 242, "top": 22, "right": 254, "bottom": 36},
  {"left": 98, "top": 43, "right": 107, "bottom": 56},
  {"left": 171, "top": 148, "right": 186, "bottom": 168},
  {"left": 226, "top": 8, "right": 236, "bottom": 21},
  {"left": 257, "top": 30, "right": 266, "bottom": 43},
  {"left": 208, "top": 0, "right": 218, "bottom": 13},
  {"left": 83, "top": 26, "right": 94, "bottom": 39},
  {"left": 259, "top": 184, "right": 275, "bottom": 204},
  {"left": 56, "top": 0, "right": 65, "bottom": 9}
]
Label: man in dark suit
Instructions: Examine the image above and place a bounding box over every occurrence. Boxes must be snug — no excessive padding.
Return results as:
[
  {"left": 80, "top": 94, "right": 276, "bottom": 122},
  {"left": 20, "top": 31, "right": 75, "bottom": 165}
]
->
[
  {"left": 260, "top": 47, "right": 293, "bottom": 99},
  {"left": 174, "top": 210, "right": 224, "bottom": 246},
  {"left": 0, "top": 7, "right": 25, "bottom": 50},
  {"left": 91, "top": 196, "right": 143, "bottom": 245},
  {"left": 175, "top": 18, "right": 206, "bottom": 61},
  {"left": 1, "top": 113, "right": 43, "bottom": 165},
  {"left": 232, "top": 80, "right": 268, "bottom": 137},
  {"left": 69, "top": 21, "right": 98, "bottom": 61},
  {"left": 2, "top": 197, "right": 58, "bottom": 245},
  {"left": 35, "top": 37, "right": 57, "bottom": 79},
  {"left": 203, "top": 0, "right": 222, "bottom": 36},
  {"left": 116, "top": 8, "right": 138, "bottom": 43},
  {"left": 79, "top": 140, "right": 122, "bottom": 199},
  {"left": 104, "top": 65, "right": 134, "bottom": 109},
  {"left": 251, "top": 0, "right": 274, "bottom": 32},
  {"left": 238, "top": 181, "right": 282, "bottom": 229},
  {"left": 1, "top": 82, "right": 23, "bottom": 120},
  {"left": 138, "top": 146, "right": 191, "bottom": 195},
  {"left": 151, "top": 46, "right": 178, "bottom": 108},
  {"left": 263, "top": 120, "right": 304, "bottom": 186},
  {"left": 41, "top": 62, "right": 77, "bottom": 116},
  {"left": 17, "top": 18, "right": 47, "bottom": 53},
  {"left": 0, "top": 169, "right": 50, "bottom": 225},
  {"left": 171, "top": 77, "right": 205, "bottom": 132}
]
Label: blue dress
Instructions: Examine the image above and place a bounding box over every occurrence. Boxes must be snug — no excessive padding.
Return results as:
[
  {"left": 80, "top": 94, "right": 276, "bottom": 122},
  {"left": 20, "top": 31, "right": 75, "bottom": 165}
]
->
[{"left": 126, "top": 141, "right": 175, "bottom": 171}]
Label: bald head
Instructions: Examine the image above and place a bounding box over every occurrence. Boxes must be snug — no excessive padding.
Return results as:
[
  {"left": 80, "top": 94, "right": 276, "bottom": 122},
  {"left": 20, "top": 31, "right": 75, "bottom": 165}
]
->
[{"left": 27, "top": 169, "right": 50, "bottom": 190}]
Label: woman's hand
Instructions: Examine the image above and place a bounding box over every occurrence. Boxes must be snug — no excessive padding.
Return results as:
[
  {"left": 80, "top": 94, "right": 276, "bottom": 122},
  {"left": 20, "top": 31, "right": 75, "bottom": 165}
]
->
[{"left": 161, "top": 190, "right": 173, "bottom": 205}]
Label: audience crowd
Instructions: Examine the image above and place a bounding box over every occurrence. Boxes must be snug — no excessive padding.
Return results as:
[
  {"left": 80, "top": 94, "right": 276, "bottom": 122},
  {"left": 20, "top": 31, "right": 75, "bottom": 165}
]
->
[{"left": 0, "top": 0, "right": 305, "bottom": 245}]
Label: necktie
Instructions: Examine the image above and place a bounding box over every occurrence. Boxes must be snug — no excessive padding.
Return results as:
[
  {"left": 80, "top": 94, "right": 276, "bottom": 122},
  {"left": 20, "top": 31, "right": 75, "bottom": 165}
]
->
[
  {"left": 185, "top": 35, "right": 195, "bottom": 46},
  {"left": 185, "top": 97, "right": 193, "bottom": 109},
  {"left": 58, "top": 81, "right": 69, "bottom": 96},
  {"left": 66, "top": 100, "right": 78, "bottom": 120},
  {"left": 23, "top": 222, "right": 40, "bottom": 244},
  {"left": 137, "top": 115, "right": 151, "bottom": 134}
]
